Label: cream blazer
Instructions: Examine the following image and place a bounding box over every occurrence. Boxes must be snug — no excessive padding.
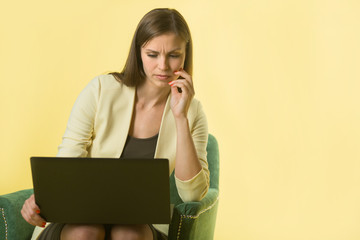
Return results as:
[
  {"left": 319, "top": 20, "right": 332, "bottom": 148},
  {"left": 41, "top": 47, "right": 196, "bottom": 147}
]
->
[{"left": 32, "top": 74, "right": 209, "bottom": 238}]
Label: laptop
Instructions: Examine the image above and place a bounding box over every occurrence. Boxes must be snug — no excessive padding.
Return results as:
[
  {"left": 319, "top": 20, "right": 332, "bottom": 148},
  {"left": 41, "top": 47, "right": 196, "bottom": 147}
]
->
[{"left": 30, "top": 157, "right": 170, "bottom": 224}]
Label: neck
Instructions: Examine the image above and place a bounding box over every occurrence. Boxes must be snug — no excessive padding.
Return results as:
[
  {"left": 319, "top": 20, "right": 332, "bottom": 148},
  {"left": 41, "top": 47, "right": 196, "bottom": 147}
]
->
[{"left": 136, "top": 81, "right": 170, "bottom": 109}]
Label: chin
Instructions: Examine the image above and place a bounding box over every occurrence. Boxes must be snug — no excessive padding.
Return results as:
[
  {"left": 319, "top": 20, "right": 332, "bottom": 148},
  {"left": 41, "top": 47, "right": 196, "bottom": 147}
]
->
[{"left": 153, "top": 77, "right": 174, "bottom": 86}]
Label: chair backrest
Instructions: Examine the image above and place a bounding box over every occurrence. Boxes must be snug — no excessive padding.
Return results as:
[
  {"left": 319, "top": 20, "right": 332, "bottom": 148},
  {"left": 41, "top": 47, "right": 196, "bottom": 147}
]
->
[{"left": 169, "top": 134, "right": 219, "bottom": 205}]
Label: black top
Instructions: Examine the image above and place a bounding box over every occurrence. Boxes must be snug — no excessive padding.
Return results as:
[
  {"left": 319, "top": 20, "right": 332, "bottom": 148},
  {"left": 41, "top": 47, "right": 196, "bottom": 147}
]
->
[{"left": 120, "top": 134, "right": 159, "bottom": 158}]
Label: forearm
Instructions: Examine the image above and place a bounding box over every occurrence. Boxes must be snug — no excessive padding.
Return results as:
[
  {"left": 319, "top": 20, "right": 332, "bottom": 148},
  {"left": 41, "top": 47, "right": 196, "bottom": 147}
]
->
[{"left": 174, "top": 116, "right": 202, "bottom": 181}]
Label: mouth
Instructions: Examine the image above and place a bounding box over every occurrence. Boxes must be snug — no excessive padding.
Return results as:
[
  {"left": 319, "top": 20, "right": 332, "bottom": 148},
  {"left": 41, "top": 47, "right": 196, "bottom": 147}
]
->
[{"left": 155, "top": 74, "right": 171, "bottom": 80}]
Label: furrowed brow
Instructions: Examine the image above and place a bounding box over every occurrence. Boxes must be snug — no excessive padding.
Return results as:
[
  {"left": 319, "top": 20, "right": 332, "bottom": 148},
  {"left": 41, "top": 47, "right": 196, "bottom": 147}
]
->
[
  {"left": 145, "top": 47, "right": 182, "bottom": 53},
  {"left": 145, "top": 49, "right": 159, "bottom": 53}
]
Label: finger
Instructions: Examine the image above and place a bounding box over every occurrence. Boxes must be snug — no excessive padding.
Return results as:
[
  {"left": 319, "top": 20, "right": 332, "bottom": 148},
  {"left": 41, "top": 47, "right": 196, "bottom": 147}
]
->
[
  {"left": 21, "top": 205, "right": 33, "bottom": 224},
  {"left": 21, "top": 203, "right": 38, "bottom": 226},
  {"left": 170, "top": 84, "right": 192, "bottom": 100},
  {"left": 174, "top": 69, "right": 193, "bottom": 85},
  {"left": 29, "top": 194, "right": 40, "bottom": 210},
  {"left": 29, "top": 208, "right": 46, "bottom": 227},
  {"left": 169, "top": 78, "right": 192, "bottom": 88},
  {"left": 26, "top": 211, "right": 46, "bottom": 227},
  {"left": 170, "top": 84, "right": 181, "bottom": 96},
  {"left": 22, "top": 195, "right": 46, "bottom": 227},
  {"left": 169, "top": 80, "right": 194, "bottom": 96},
  {"left": 28, "top": 195, "right": 41, "bottom": 217},
  {"left": 29, "top": 196, "right": 46, "bottom": 227}
]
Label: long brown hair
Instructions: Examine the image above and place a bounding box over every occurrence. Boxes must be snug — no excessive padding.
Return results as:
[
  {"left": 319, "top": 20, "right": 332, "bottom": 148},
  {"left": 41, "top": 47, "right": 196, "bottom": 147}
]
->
[{"left": 108, "top": 8, "right": 193, "bottom": 87}]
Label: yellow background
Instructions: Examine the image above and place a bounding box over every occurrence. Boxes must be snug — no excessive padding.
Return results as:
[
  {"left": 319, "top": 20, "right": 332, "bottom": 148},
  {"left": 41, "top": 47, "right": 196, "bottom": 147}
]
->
[{"left": 1, "top": 0, "right": 360, "bottom": 239}]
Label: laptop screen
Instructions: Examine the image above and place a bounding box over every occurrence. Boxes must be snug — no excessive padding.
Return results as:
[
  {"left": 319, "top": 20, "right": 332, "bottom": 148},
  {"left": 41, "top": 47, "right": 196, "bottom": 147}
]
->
[{"left": 31, "top": 157, "right": 170, "bottom": 224}]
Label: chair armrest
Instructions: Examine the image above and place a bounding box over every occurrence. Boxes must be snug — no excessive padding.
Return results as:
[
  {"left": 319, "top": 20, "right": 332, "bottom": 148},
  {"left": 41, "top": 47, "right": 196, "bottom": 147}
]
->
[
  {"left": 0, "top": 189, "right": 35, "bottom": 240},
  {"left": 168, "top": 188, "right": 219, "bottom": 240}
]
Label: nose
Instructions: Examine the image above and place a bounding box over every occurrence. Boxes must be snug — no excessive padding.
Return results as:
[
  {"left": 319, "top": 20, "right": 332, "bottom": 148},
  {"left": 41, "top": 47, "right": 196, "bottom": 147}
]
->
[{"left": 157, "top": 56, "right": 169, "bottom": 71}]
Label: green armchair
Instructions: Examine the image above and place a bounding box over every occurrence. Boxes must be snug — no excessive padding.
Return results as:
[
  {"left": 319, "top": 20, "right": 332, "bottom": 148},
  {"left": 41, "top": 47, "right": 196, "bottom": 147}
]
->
[{"left": 0, "top": 134, "right": 219, "bottom": 240}]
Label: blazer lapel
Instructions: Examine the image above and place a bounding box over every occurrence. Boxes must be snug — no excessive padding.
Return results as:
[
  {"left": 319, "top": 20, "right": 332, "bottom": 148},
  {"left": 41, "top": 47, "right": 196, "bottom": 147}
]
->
[
  {"left": 115, "top": 86, "right": 136, "bottom": 158},
  {"left": 155, "top": 94, "right": 177, "bottom": 175},
  {"left": 92, "top": 83, "right": 136, "bottom": 158}
]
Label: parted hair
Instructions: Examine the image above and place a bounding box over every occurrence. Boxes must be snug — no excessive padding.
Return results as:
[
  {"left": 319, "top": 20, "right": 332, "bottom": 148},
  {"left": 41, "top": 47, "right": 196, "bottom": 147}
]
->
[{"left": 108, "top": 8, "right": 193, "bottom": 87}]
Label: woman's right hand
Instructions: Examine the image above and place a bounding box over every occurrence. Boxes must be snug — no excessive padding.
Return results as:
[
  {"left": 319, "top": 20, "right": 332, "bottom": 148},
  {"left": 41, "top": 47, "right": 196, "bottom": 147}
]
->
[{"left": 21, "top": 194, "right": 46, "bottom": 228}]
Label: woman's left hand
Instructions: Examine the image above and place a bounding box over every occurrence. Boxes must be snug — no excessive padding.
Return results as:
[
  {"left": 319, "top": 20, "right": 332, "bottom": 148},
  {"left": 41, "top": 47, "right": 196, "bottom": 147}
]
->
[{"left": 168, "top": 69, "right": 195, "bottom": 119}]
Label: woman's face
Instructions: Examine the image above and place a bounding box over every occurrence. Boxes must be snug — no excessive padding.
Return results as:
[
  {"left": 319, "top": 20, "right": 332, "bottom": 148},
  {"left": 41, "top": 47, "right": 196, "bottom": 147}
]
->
[{"left": 141, "top": 33, "right": 186, "bottom": 88}]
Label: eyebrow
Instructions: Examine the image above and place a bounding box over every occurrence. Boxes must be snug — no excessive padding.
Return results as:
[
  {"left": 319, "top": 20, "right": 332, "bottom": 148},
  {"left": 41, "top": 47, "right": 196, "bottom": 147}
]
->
[{"left": 144, "top": 48, "right": 183, "bottom": 53}]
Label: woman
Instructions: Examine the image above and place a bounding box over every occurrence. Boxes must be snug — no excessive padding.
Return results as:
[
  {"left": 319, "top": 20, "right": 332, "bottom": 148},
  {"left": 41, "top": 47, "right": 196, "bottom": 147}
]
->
[{"left": 21, "top": 8, "right": 209, "bottom": 240}]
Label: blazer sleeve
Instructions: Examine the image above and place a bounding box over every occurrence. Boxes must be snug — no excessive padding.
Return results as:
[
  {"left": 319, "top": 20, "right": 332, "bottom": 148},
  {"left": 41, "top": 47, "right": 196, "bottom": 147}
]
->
[
  {"left": 56, "top": 76, "right": 100, "bottom": 157},
  {"left": 174, "top": 100, "right": 210, "bottom": 202}
]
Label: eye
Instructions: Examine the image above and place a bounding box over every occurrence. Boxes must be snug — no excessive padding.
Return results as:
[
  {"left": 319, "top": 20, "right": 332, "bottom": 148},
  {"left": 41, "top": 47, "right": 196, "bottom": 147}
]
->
[
  {"left": 147, "top": 54, "right": 157, "bottom": 58},
  {"left": 169, "top": 54, "right": 181, "bottom": 58}
]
